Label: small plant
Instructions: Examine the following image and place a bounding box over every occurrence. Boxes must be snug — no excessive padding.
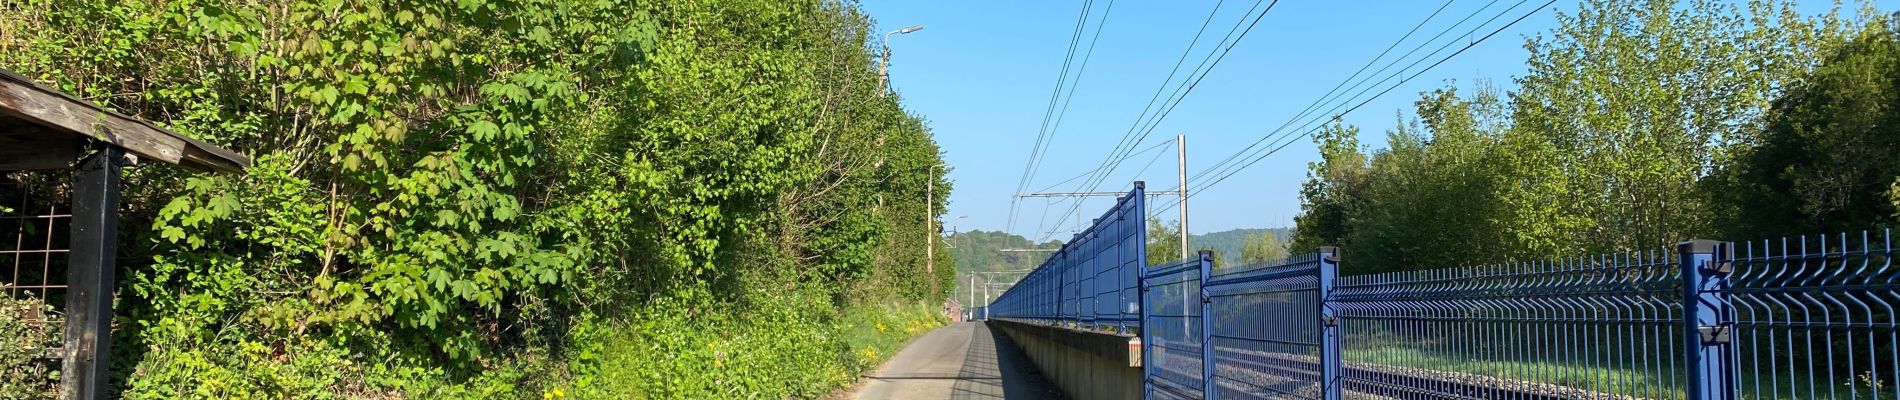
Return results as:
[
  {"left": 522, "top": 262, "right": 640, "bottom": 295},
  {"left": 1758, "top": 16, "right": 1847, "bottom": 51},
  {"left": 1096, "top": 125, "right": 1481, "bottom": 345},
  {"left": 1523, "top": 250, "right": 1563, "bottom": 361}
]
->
[
  {"left": 1858, "top": 370, "right": 1885, "bottom": 391},
  {"left": 0, "top": 294, "right": 60, "bottom": 400}
]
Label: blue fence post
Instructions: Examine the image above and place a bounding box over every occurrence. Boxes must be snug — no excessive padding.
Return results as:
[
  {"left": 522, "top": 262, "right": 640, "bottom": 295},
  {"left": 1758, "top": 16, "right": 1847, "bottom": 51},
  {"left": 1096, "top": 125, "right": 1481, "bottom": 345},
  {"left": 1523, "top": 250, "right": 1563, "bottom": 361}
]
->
[
  {"left": 1680, "top": 240, "right": 1734, "bottom": 400},
  {"left": 1197, "top": 249, "right": 1216, "bottom": 399},
  {"left": 1317, "top": 246, "right": 1342, "bottom": 400},
  {"left": 1139, "top": 270, "right": 1152, "bottom": 400}
]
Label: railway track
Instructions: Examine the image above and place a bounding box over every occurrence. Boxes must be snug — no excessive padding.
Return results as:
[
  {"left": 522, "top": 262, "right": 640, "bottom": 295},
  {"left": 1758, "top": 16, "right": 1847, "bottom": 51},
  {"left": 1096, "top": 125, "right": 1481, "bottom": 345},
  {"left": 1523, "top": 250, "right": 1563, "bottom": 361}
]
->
[{"left": 1192, "top": 347, "right": 1644, "bottom": 400}]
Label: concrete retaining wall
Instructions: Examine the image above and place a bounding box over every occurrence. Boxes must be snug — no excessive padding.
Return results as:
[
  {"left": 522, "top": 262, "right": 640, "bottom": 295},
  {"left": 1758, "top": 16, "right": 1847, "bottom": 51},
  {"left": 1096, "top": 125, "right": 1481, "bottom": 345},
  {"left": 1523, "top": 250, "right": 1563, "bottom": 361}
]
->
[{"left": 989, "top": 319, "right": 1142, "bottom": 400}]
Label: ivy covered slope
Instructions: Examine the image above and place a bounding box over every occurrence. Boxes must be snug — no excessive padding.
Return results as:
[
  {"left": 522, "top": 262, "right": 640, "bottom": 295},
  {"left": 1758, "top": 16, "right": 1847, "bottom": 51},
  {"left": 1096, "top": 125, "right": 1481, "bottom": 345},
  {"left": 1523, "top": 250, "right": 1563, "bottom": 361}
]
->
[{"left": 0, "top": 0, "right": 953, "bottom": 398}]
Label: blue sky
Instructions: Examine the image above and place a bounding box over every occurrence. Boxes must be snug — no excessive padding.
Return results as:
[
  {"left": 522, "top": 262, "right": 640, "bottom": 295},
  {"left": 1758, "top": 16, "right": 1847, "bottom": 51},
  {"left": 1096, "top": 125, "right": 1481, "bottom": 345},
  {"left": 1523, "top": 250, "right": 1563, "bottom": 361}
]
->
[{"left": 859, "top": 0, "right": 1890, "bottom": 241}]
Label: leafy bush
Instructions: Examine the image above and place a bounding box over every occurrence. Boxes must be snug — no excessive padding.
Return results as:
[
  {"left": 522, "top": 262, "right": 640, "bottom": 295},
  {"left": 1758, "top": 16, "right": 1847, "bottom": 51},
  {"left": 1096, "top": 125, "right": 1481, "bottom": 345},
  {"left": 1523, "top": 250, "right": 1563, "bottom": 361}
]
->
[
  {"left": 0, "top": 295, "right": 59, "bottom": 399},
  {"left": 0, "top": 0, "right": 952, "bottom": 397}
]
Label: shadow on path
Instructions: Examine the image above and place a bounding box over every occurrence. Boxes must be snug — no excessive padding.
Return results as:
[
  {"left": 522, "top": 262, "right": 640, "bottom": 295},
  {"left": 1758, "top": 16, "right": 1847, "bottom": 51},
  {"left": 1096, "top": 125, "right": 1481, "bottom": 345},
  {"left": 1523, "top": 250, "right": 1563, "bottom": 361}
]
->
[{"left": 946, "top": 322, "right": 1064, "bottom": 400}]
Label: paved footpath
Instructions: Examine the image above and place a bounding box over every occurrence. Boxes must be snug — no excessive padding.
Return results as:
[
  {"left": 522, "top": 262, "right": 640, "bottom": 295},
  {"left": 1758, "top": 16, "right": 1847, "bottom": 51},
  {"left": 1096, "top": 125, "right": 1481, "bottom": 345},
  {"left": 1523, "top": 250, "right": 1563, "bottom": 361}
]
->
[{"left": 850, "top": 321, "right": 1065, "bottom": 400}]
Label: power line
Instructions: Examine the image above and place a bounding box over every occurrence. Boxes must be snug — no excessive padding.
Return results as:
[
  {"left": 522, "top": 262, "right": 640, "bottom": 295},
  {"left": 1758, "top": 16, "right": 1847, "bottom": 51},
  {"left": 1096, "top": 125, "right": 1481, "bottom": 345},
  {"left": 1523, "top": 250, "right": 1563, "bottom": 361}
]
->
[
  {"left": 1023, "top": 1, "right": 1121, "bottom": 240},
  {"left": 1192, "top": 0, "right": 1471, "bottom": 187},
  {"left": 1031, "top": 0, "right": 1120, "bottom": 188},
  {"left": 1173, "top": 0, "right": 1559, "bottom": 205},
  {"left": 1059, "top": 0, "right": 1236, "bottom": 204},
  {"left": 1067, "top": 0, "right": 1275, "bottom": 211},
  {"left": 1039, "top": 0, "right": 1282, "bottom": 243},
  {"left": 1193, "top": 0, "right": 1547, "bottom": 193},
  {"left": 1031, "top": 139, "right": 1172, "bottom": 194},
  {"left": 1008, "top": 0, "right": 1099, "bottom": 237}
]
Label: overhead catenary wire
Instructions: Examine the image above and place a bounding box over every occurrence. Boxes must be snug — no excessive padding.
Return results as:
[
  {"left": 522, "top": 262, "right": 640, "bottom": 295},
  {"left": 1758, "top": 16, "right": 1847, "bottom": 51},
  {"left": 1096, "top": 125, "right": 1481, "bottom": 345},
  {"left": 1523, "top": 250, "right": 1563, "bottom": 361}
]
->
[
  {"left": 1038, "top": 137, "right": 1175, "bottom": 236},
  {"left": 1007, "top": 0, "right": 1100, "bottom": 238},
  {"left": 1038, "top": 0, "right": 1282, "bottom": 243},
  {"left": 1030, "top": 0, "right": 1120, "bottom": 188},
  {"left": 1195, "top": 0, "right": 1552, "bottom": 193},
  {"left": 1158, "top": 0, "right": 1559, "bottom": 213},
  {"left": 1188, "top": 0, "right": 1528, "bottom": 191},
  {"left": 1029, "top": 139, "right": 1173, "bottom": 194},
  {"left": 1025, "top": 0, "right": 1122, "bottom": 238},
  {"left": 1190, "top": 0, "right": 1471, "bottom": 187},
  {"left": 1056, "top": 0, "right": 1237, "bottom": 201},
  {"left": 1063, "top": 0, "right": 1275, "bottom": 210}
]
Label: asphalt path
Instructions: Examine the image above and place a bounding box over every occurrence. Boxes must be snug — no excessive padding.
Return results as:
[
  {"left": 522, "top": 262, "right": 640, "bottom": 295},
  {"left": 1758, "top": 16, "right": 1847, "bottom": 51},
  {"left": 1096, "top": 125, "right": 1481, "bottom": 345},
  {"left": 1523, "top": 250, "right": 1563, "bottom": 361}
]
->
[{"left": 850, "top": 321, "right": 1064, "bottom": 400}]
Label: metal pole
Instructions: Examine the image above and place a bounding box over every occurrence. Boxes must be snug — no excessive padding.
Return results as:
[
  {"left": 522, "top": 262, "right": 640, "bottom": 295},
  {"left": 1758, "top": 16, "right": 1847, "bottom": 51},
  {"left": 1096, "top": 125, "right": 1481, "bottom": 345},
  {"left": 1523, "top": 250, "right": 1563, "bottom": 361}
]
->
[
  {"left": 1317, "top": 247, "right": 1342, "bottom": 400},
  {"left": 927, "top": 165, "right": 935, "bottom": 276},
  {"left": 1176, "top": 134, "right": 1189, "bottom": 260},
  {"left": 61, "top": 146, "right": 123, "bottom": 400},
  {"left": 1196, "top": 250, "right": 1215, "bottom": 398},
  {"left": 878, "top": 35, "right": 892, "bottom": 96},
  {"left": 1681, "top": 240, "right": 1735, "bottom": 400}
]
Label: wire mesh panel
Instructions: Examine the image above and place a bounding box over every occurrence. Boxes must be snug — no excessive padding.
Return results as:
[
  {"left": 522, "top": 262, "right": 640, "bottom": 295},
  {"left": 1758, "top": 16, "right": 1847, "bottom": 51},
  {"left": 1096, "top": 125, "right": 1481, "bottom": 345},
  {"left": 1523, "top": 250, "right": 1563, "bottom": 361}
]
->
[
  {"left": 1147, "top": 259, "right": 1206, "bottom": 400},
  {"left": 989, "top": 183, "right": 1145, "bottom": 333},
  {"left": 1334, "top": 251, "right": 1689, "bottom": 400},
  {"left": 1, "top": 172, "right": 70, "bottom": 396},
  {"left": 1728, "top": 231, "right": 1899, "bottom": 400},
  {"left": 1205, "top": 254, "right": 1326, "bottom": 399}
]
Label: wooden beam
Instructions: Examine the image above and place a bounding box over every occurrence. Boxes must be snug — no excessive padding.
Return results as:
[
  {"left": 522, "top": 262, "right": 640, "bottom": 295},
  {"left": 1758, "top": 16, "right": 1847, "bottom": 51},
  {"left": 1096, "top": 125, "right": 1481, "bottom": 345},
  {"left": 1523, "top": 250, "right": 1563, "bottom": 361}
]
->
[
  {"left": 0, "top": 77, "right": 187, "bottom": 165},
  {"left": 0, "top": 127, "right": 81, "bottom": 170}
]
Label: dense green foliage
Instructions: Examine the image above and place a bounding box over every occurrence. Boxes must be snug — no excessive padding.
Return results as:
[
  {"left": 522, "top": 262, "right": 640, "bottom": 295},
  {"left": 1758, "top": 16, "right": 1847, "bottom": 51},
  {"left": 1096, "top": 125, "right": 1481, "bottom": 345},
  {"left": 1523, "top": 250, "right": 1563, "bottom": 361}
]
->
[
  {"left": 1714, "top": 18, "right": 1900, "bottom": 237},
  {"left": 0, "top": 0, "right": 952, "bottom": 397},
  {"left": 1147, "top": 216, "right": 1184, "bottom": 265},
  {"left": 1291, "top": 0, "right": 1896, "bottom": 274}
]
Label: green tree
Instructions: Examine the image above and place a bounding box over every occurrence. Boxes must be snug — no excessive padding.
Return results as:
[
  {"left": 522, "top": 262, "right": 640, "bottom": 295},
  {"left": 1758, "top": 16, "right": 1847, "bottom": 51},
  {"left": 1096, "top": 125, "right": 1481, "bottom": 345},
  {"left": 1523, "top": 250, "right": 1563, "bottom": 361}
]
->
[
  {"left": 0, "top": 0, "right": 955, "bottom": 397},
  {"left": 1509, "top": 0, "right": 1848, "bottom": 253},
  {"left": 1289, "top": 122, "right": 1369, "bottom": 255},
  {"left": 1146, "top": 216, "right": 1182, "bottom": 266},
  {"left": 1716, "top": 17, "right": 1900, "bottom": 237},
  {"left": 1347, "top": 86, "right": 1511, "bottom": 272},
  {"left": 1240, "top": 231, "right": 1289, "bottom": 264}
]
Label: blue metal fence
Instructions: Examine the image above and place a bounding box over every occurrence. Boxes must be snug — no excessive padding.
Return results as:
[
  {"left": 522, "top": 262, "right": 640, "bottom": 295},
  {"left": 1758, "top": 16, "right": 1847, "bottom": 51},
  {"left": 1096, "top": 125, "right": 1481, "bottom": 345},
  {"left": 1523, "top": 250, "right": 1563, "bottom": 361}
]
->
[
  {"left": 987, "top": 182, "right": 1147, "bottom": 333},
  {"left": 1144, "top": 253, "right": 1209, "bottom": 400},
  {"left": 1335, "top": 247, "right": 1689, "bottom": 399},
  {"left": 990, "top": 191, "right": 1899, "bottom": 399},
  {"left": 1729, "top": 232, "right": 1898, "bottom": 400},
  {"left": 1204, "top": 247, "right": 1339, "bottom": 400}
]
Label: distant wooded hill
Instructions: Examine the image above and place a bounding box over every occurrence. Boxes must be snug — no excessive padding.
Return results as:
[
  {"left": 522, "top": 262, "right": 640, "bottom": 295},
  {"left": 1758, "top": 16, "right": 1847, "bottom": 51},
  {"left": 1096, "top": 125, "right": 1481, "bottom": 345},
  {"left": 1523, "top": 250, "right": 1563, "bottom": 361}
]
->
[{"left": 1190, "top": 227, "right": 1293, "bottom": 266}]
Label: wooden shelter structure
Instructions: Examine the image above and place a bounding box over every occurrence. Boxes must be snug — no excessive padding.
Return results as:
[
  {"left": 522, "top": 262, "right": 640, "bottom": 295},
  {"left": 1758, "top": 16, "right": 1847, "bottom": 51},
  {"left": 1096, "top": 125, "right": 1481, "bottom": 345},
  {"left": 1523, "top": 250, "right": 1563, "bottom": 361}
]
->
[{"left": 1, "top": 68, "right": 249, "bottom": 399}]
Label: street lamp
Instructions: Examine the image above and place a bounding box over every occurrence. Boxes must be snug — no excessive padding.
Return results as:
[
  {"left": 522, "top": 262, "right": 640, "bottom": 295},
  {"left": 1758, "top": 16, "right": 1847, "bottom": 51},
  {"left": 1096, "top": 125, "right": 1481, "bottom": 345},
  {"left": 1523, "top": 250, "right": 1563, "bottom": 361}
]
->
[
  {"left": 946, "top": 215, "right": 968, "bottom": 247},
  {"left": 878, "top": 24, "right": 925, "bottom": 96}
]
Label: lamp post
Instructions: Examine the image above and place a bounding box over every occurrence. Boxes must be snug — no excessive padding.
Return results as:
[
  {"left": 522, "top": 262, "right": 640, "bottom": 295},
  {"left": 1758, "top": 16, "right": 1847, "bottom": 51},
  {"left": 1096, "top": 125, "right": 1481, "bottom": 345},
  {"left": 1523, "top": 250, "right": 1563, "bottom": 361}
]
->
[{"left": 878, "top": 24, "right": 925, "bottom": 96}]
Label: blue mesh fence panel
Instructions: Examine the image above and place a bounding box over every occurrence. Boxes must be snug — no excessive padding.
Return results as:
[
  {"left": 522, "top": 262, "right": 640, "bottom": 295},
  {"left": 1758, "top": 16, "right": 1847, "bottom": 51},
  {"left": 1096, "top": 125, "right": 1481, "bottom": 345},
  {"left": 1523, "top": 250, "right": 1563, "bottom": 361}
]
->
[
  {"left": 1729, "top": 231, "right": 1900, "bottom": 400},
  {"left": 988, "top": 182, "right": 1145, "bottom": 333},
  {"left": 1147, "top": 259, "right": 1206, "bottom": 400},
  {"left": 1333, "top": 250, "right": 1690, "bottom": 400},
  {"left": 1205, "top": 253, "right": 1327, "bottom": 399}
]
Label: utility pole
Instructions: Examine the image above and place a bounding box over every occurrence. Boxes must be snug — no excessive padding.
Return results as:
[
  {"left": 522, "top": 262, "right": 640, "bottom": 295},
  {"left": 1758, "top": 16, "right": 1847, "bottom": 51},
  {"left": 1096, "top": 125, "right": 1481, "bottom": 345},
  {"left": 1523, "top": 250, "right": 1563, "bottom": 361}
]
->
[
  {"left": 968, "top": 274, "right": 977, "bottom": 316},
  {"left": 1176, "top": 134, "right": 1189, "bottom": 260},
  {"left": 927, "top": 165, "right": 936, "bottom": 282}
]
